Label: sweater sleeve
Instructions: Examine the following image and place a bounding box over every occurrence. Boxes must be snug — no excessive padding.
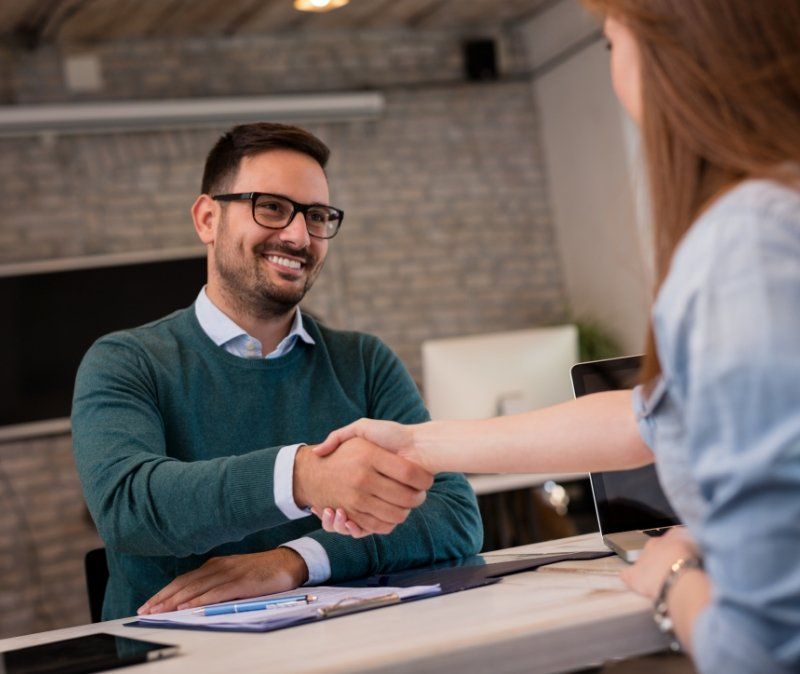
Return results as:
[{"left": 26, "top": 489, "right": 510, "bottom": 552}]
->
[
  {"left": 71, "top": 336, "right": 302, "bottom": 558},
  {"left": 307, "top": 337, "right": 483, "bottom": 581}
]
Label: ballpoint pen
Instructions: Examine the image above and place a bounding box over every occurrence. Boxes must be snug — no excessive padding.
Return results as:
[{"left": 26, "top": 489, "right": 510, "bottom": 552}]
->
[
  {"left": 192, "top": 594, "right": 316, "bottom": 616},
  {"left": 316, "top": 593, "right": 400, "bottom": 618}
]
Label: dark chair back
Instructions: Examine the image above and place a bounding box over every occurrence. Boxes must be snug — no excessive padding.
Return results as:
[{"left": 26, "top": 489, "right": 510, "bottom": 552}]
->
[{"left": 84, "top": 547, "right": 109, "bottom": 623}]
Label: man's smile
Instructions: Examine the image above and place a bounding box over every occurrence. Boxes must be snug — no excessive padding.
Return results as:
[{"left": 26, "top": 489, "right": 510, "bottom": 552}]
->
[
  {"left": 256, "top": 247, "right": 313, "bottom": 280},
  {"left": 263, "top": 253, "right": 304, "bottom": 271}
]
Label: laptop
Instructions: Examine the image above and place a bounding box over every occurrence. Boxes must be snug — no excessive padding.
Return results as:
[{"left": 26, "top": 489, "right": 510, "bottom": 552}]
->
[{"left": 570, "top": 355, "right": 682, "bottom": 562}]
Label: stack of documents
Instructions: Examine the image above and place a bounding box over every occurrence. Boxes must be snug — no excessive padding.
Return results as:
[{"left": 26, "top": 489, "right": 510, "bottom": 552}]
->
[{"left": 135, "top": 585, "right": 440, "bottom": 632}]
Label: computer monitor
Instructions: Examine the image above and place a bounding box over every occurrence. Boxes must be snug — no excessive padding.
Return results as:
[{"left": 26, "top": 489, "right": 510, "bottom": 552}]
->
[{"left": 422, "top": 325, "right": 579, "bottom": 420}]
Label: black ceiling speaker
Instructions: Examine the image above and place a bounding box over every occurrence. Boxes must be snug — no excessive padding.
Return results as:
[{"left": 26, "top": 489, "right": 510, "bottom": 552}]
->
[{"left": 463, "top": 38, "right": 498, "bottom": 81}]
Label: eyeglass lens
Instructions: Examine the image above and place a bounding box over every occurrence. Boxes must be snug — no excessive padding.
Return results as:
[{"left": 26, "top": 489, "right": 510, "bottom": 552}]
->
[{"left": 253, "top": 194, "right": 340, "bottom": 238}]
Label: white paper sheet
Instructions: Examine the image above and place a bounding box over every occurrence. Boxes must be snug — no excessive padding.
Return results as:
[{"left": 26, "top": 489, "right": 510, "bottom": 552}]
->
[{"left": 137, "top": 585, "right": 440, "bottom": 630}]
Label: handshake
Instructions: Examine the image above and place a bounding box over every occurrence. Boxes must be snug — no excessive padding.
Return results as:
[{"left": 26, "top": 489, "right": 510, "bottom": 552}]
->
[
  {"left": 138, "top": 420, "right": 438, "bottom": 615},
  {"left": 294, "top": 419, "right": 432, "bottom": 539}
]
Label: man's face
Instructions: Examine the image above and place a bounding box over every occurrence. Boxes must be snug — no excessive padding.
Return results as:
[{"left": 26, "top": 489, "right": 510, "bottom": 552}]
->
[{"left": 210, "top": 149, "right": 330, "bottom": 319}]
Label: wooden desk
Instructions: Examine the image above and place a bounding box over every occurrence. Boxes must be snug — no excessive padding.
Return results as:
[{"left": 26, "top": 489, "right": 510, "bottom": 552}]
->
[{"left": 0, "top": 534, "right": 670, "bottom": 674}]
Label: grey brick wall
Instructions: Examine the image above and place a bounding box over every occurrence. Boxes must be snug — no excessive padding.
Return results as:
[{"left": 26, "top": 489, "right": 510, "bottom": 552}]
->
[
  {"left": 9, "top": 29, "right": 529, "bottom": 103},
  {"left": 0, "top": 435, "right": 102, "bottom": 636},
  {"left": 0, "top": 26, "right": 567, "bottom": 638}
]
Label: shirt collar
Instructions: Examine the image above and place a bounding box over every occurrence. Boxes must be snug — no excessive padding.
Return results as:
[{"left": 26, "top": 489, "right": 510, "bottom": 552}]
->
[
  {"left": 194, "top": 286, "right": 315, "bottom": 351},
  {"left": 286, "top": 302, "right": 316, "bottom": 348}
]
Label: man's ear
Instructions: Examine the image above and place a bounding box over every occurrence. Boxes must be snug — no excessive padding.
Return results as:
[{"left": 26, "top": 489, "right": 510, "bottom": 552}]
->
[{"left": 191, "top": 194, "right": 218, "bottom": 245}]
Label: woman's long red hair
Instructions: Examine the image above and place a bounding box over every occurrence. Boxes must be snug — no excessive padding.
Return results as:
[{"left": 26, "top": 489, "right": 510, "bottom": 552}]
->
[{"left": 582, "top": 0, "right": 800, "bottom": 380}]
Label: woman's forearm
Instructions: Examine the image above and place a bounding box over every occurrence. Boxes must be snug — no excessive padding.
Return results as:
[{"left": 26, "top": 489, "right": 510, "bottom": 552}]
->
[
  {"left": 669, "top": 569, "right": 711, "bottom": 654},
  {"left": 412, "top": 390, "right": 653, "bottom": 474}
]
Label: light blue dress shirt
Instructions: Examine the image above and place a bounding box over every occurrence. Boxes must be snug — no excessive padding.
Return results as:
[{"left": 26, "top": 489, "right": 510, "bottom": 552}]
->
[
  {"left": 632, "top": 179, "right": 800, "bottom": 673},
  {"left": 194, "top": 288, "right": 332, "bottom": 584}
]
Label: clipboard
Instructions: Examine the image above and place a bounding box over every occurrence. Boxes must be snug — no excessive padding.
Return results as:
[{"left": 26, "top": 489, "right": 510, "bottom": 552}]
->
[
  {"left": 125, "top": 549, "right": 611, "bottom": 634},
  {"left": 125, "top": 585, "right": 447, "bottom": 634}
]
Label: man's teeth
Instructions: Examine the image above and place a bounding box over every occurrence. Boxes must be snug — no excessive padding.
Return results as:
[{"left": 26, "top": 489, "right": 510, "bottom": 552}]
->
[{"left": 266, "top": 255, "right": 302, "bottom": 270}]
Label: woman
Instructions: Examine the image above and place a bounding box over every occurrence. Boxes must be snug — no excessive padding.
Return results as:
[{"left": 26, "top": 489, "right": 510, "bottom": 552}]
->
[{"left": 314, "top": 1, "right": 800, "bottom": 671}]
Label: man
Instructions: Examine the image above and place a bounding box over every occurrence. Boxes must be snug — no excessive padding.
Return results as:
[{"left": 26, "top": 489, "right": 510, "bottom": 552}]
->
[{"left": 71, "top": 122, "right": 482, "bottom": 620}]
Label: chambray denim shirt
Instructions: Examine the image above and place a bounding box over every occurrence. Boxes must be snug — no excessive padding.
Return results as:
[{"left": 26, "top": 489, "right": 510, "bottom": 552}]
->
[{"left": 632, "top": 179, "right": 800, "bottom": 673}]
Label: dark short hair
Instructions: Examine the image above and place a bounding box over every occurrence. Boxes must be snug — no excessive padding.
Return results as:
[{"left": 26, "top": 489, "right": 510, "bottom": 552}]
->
[{"left": 201, "top": 122, "right": 331, "bottom": 195}]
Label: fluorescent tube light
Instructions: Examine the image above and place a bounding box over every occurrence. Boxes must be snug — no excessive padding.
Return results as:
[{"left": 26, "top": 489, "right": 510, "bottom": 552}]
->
[{"left": 0, "top": 91, "right": 385, "bottom": 136}]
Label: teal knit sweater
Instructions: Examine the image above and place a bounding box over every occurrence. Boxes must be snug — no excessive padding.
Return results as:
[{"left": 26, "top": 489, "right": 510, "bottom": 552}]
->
[{"left": 71, "top": 306, "right": 482, "bottom": 620}]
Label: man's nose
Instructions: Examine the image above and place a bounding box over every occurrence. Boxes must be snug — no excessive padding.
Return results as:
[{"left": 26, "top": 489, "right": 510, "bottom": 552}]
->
[{"left": 279, "top": 211, "right": 311, "bottom": 248}]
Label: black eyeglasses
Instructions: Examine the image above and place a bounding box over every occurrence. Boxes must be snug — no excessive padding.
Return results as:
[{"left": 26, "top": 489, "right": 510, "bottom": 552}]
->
[{"left": 212, "top": 192, "right": 344, "bottom": 240}]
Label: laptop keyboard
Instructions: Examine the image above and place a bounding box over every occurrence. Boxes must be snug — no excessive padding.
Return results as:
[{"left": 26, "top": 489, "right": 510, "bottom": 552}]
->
[{"left": 642, "top": 526, "right": 672, "bottom": 537}]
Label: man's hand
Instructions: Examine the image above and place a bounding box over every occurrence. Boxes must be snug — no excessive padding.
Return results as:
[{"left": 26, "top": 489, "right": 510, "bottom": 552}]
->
[
  {"left": 137, "top": 547, "right": 308, "bottom": 615},
  {"left": 294, "top": 437, "right": 432, "bottom": 536}
]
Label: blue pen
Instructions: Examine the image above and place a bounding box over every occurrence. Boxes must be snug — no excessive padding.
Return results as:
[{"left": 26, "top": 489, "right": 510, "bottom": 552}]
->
[{"left": 193, "top": 594, "right": 316, "bottom": 616}]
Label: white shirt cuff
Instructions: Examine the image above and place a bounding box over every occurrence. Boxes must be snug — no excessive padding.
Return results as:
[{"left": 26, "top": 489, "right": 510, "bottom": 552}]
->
[
  {"left": 274, "top": 443, "right": 311, "bottom": 520},
  {"left": 281, "top": 538, "right": 332, "bottom": 585}
]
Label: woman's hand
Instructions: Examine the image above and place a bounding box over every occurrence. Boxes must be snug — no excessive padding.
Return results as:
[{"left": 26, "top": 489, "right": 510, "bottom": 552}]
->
[
  {"left": 311, "top": 506, "right": 370, "bottom": 538},
  {"left": 620, "top": 527, "right": 699, "bottom": 600},
  {"left": 314, "top": 418, "right": 421, "bottom": 465},
  {"left": 621, "top": 527, "right": 710, "bottom": 653}
]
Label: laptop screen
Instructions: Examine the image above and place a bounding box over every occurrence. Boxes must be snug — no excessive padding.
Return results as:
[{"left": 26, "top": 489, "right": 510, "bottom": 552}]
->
[{"left": 571, "top": 356, "right": 680, "bottom": 534}]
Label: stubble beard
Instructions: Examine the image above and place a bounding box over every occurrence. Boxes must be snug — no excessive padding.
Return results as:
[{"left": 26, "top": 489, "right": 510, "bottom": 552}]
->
[{"left": 213, "top": 216, "right": 324, "bottom": 320}]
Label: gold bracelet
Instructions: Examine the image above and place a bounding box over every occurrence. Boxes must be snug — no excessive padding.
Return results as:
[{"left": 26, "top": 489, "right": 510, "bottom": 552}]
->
[{"left": 653, "top": 557, "right": 703, "bottom": 651}]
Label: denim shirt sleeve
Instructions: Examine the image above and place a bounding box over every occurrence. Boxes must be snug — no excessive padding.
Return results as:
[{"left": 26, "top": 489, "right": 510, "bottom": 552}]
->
[
  {"left": 631, "top": 378, "right": 666, "bottom": 450},
  {"left": 660, "top": 184, "right": 800, "bottom": 673}
]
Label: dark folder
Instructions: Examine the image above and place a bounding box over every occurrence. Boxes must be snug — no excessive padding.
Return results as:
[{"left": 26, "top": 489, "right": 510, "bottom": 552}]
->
[{"left": 353, "top": 549, "right": 613, "bottom": 593}]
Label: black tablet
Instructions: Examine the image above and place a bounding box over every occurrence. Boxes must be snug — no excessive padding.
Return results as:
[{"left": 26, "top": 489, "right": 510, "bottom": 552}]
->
[{"left": 0, "top": 632, "right": 179, "bottom": 674}]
